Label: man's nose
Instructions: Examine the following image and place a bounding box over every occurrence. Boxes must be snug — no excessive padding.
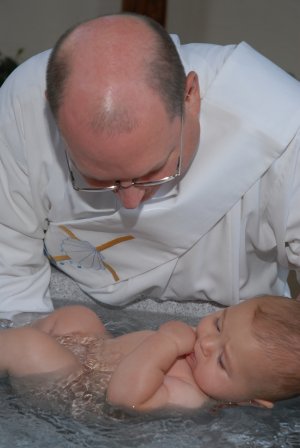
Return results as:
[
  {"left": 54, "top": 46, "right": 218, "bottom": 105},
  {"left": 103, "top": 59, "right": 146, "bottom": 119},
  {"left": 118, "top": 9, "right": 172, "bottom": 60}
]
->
[{"left": 116, "top": 184, "right": 145, "bottom": 209}]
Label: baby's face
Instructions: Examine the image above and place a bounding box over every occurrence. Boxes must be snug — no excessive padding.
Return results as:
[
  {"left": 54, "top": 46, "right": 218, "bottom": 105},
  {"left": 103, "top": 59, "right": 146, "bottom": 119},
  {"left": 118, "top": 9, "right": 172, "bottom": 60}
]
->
[{"left": 186, "top": 298, "right": 270, "bottom": 403}]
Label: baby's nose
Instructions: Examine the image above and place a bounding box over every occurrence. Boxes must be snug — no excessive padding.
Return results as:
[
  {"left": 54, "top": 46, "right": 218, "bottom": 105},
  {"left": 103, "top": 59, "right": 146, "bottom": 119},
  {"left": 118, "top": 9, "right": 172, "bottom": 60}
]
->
[{"left": 200, "top": 334, "right": 218, "bottom": 357}]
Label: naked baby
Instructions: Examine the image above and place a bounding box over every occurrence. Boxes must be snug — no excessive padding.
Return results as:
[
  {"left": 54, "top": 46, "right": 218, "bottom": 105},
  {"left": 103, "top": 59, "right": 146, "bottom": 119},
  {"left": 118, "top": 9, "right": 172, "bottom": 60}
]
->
[{"left": 1, "top": 294, "right": 300, "bottom": 415}]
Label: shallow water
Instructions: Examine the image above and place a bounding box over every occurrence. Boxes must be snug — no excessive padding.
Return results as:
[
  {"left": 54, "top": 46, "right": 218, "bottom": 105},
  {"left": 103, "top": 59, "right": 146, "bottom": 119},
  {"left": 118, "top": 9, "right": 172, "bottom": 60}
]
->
[{"left": 1, "top": 302, "right": 300, "bottom": 448}]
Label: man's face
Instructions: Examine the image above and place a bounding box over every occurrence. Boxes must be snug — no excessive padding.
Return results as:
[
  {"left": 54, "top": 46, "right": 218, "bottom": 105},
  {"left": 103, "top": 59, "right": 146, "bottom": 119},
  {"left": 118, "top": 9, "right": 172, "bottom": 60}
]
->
[
  {"left": 58, "top": 73, "right": 200, "bottom": 209},
  {"left": 66, "top": 113, "right": 185, "bottom": 209},
  {"left": 186, "top": 299, "right": 271, "bottom": 403}
]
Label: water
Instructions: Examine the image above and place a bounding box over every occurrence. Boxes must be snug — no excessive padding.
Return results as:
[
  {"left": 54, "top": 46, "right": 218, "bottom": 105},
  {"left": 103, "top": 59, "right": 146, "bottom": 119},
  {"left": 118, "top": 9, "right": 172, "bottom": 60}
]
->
[{"left": 0, "top": 303, "right": 299, "bottom": 448}]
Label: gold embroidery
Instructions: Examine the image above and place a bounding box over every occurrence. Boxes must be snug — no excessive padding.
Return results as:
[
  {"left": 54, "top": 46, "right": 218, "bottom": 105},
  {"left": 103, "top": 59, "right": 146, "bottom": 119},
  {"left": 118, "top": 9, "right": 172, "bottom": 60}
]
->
[
  {"left": 59, "top": 225, "right": 80, "bottom": 240},
  {"left": 50, "top": 225, "right": 135, "bottom": 282},
  {"left": 95, "top": 235, "right": 134, "bottom": 251}
]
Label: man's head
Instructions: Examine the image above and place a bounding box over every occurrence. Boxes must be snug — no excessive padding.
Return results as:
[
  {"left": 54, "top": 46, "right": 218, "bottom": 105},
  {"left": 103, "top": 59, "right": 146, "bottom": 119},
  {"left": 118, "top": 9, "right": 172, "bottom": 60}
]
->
[
  {"left": 46, "top": 14, "right": 201, "bottom": 208},
  {"left": 187, "top": 295, "right": 300, "bottom": 407}
]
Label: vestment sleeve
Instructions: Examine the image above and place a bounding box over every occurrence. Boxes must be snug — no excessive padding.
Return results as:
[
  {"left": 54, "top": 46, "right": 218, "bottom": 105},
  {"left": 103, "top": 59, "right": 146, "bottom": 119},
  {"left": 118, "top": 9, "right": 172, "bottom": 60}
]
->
[
  {"left": 0, "top": 53, "right": 53, "bottom": 318},
  {"left": 281, "top": 130, "right": 300, "bottom": 287}
]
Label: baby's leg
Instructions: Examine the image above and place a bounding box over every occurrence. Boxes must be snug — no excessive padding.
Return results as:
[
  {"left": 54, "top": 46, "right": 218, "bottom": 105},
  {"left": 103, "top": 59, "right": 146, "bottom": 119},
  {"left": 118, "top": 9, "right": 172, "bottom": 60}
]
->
[
  {"left": 0, "top": 326, "right": 80, "bottom": 377},
  {"left": 32, "top": 305, "right": 107, "bottom": 337}
]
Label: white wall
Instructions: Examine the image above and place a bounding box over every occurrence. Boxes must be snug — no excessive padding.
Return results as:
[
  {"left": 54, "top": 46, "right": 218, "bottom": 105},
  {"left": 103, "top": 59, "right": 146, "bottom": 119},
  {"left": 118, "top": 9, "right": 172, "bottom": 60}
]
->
[
  {"left": 0, "top": 0, "right": 121, "bottom": 61},
  {"left": 0, "top": 0, "right": 299, "bottom": 78},
  {"left": 167, "top": 0, "right": 300, "bottom": 79}
]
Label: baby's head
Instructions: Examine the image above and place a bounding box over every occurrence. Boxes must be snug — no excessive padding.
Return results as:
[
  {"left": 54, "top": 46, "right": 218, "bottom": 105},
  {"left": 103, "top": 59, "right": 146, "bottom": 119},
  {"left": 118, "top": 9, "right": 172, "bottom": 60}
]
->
[
  {"left": 186, "top": 295, "right": 300, "bottom": 408},
  {"left": 250, "top": 295, "right": 300, "bottom": 402}
]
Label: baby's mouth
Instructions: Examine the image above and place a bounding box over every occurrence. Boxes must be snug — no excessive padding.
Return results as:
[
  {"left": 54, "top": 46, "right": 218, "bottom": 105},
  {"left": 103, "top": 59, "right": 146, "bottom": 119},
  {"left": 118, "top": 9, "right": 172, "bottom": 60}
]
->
[{"left": 186, "top": 351, "right": 196, "bottom": 368}]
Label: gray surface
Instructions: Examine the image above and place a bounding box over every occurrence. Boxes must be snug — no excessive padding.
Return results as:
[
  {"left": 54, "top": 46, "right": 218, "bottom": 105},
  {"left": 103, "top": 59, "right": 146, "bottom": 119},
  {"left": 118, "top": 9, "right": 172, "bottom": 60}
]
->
[
  {"left": 6, "top": 268, "right": 300, "bottom": 448},
  {"left": 49, "top": 267, "right": 221, "bottom": 318}
]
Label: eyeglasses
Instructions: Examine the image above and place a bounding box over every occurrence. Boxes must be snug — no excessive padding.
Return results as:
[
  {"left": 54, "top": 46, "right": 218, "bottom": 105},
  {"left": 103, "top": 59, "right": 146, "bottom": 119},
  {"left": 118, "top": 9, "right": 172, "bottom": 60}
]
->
[{"left": 65, "top": 115, "right": 184, "bottom": 193}]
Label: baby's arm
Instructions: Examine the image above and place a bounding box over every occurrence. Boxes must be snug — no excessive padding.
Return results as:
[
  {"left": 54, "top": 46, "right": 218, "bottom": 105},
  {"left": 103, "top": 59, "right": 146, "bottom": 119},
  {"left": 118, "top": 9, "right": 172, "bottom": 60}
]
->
[
  {"left": 32, "top": 305, "right": 106, "bottom": 336},
  {"left": 0, "top": 326, "right": 81, "bottom": 378},
  {"left": 107, "top": 321, "right": 197, "bottom": 410}
]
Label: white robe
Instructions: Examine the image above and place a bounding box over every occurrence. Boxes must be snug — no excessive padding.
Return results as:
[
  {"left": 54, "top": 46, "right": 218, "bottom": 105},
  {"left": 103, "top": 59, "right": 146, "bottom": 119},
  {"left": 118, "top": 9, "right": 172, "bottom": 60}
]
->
[{"left": 1, "top": 37, "right": 300, "bottom": 318}]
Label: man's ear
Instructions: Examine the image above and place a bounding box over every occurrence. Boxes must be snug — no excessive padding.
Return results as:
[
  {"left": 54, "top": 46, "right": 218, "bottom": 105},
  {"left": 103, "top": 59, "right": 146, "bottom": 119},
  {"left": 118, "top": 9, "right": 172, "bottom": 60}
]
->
[
  {"left": 250, "top": 398, "right": 274, "bottom": 409},
  {"left": 184, "top": 71, "right": 200, "bottom": 117}
]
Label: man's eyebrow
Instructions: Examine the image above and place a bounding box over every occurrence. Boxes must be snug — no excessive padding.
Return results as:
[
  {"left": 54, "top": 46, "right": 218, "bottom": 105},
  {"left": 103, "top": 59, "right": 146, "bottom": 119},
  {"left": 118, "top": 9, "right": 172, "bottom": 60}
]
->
[
  {"left": 144, "top": 143, "right": 177, "bottom": 176},
  {"left": 143, "top": 120, "right": 182, "bottom": 177}
]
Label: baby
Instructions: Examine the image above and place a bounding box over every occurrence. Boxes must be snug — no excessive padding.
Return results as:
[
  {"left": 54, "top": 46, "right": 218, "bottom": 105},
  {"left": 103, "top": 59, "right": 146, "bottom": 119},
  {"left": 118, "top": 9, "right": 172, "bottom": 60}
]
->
[{"left": 1, "top": 294, "right": 300, "bottom": 414}]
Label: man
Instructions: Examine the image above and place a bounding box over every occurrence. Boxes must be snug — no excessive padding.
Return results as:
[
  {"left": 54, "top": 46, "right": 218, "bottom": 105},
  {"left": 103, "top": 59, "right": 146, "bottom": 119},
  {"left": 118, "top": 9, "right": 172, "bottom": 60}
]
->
[{"left": 0, "top": 13, "right": 300, "bottom": 318}]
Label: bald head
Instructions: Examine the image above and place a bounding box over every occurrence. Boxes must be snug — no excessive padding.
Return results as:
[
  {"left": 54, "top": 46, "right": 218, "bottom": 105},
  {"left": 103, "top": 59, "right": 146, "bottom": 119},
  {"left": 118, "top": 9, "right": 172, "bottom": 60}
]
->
[{"left": 46, "top": 14, "right": 186, "bottom": 134}]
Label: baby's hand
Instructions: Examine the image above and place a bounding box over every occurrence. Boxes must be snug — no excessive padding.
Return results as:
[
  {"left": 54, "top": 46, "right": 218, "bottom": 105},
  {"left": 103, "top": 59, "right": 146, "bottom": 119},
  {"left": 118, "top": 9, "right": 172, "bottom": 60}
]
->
[{"left": 158, "top": 321, "right": 196, "bottom": 356}]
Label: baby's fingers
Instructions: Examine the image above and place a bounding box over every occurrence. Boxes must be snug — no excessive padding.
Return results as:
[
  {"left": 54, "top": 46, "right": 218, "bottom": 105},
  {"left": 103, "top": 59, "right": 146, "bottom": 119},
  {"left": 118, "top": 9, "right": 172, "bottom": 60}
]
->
[{"left": 159, "top": 321, "right": 196, "bottom": 355}]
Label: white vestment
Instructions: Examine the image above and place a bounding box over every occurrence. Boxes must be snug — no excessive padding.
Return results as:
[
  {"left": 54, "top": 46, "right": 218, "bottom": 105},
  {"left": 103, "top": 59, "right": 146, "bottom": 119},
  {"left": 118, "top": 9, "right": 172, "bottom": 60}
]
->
[{"left": 1, "top": 37, "right": 300, "bottom": 317}]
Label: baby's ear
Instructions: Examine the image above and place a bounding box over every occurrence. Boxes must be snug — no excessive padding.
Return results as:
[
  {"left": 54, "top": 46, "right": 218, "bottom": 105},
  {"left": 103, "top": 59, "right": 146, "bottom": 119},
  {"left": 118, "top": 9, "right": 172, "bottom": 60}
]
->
[
  {"left": 251, "top": 398, "right": 274, "bottom": 409},
  {"left": 295, "top": 294, "right": 300, "bottom": 301}
]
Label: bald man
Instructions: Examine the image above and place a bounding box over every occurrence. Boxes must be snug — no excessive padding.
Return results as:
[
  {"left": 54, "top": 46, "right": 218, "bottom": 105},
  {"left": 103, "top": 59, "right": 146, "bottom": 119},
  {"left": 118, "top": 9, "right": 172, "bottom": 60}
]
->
[{"left": 1, "top": 13, "right": 300, "bottom": 318}]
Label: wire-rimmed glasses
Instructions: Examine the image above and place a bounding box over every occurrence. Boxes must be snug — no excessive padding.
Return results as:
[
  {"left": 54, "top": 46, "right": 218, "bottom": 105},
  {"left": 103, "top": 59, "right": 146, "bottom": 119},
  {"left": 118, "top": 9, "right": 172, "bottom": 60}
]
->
[{"left": 65, "top": 114, "right": 184, "bottom": 193}]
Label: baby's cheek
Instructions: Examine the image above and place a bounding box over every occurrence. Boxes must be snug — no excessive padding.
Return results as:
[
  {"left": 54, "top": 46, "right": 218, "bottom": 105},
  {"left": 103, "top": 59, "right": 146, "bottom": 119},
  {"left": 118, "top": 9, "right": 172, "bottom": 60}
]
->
[{"left": 193, "top": 366, "right": 219, "bottom": 398}]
